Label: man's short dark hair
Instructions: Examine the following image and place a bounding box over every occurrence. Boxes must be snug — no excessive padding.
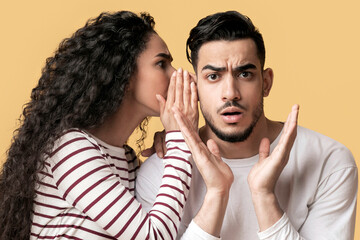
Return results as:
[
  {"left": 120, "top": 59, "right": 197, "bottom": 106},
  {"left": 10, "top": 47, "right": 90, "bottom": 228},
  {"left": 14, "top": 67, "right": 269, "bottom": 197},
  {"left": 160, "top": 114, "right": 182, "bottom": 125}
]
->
[{"left": 186, "top": 11, "right": 266, "bottom": 70}]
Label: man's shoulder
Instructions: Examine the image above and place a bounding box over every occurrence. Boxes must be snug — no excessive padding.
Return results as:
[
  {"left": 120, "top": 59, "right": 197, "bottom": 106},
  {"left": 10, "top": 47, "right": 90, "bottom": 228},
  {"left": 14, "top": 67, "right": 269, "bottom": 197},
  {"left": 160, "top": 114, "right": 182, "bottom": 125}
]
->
[
  {"left": 297, "top": 126, "right": 350, "bottom": 150},
  {"left": 295, "top": 126, "right": 356, "bottom": 168}
]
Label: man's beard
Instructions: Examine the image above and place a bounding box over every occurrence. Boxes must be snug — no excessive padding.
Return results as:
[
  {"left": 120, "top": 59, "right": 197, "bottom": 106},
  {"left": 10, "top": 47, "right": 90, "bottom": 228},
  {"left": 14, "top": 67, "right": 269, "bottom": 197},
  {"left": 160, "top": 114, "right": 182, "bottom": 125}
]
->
[{"left": 201, "top": 98, "right": 263, "bottom": 143}]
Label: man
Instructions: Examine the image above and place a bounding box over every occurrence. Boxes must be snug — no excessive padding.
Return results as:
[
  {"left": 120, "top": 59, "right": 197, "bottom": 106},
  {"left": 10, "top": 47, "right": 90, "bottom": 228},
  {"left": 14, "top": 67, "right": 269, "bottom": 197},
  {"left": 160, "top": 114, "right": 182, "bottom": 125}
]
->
[{"left": 136, "top": 11, "right": 357, "bottom": 239}]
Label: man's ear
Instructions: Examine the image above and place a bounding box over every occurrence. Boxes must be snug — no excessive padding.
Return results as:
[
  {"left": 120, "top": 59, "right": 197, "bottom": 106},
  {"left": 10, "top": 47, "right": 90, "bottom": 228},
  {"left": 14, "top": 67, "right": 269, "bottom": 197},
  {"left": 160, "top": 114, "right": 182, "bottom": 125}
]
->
[{"left": 262, "top": 68, "right": 273, "bottom": 97}]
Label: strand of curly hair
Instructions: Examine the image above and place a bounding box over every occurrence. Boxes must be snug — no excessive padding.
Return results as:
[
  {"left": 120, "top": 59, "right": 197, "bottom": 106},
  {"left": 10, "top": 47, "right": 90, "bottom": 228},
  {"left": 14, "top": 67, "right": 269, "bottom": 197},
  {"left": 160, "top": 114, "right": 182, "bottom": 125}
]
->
[{"left": 0, "top": 11, "right": 155, "bottom": 239}]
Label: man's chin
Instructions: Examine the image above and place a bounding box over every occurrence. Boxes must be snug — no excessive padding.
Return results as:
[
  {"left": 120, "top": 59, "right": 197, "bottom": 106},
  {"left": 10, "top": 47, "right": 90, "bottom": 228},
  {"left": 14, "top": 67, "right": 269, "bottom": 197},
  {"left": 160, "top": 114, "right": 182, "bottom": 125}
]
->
[{"left": 209, "top": 124, "right": 255, "bottom": 143}]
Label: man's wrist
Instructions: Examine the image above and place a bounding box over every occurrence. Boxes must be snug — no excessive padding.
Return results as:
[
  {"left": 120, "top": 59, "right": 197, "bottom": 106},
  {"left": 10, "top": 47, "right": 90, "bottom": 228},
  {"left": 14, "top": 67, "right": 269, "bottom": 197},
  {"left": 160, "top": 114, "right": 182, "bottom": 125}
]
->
[
  {"left": 194, "top": 190, "right": 229, "bottom": 237},
  {"left": 251, "top": 192, "right": 283, "bottom": 231}
]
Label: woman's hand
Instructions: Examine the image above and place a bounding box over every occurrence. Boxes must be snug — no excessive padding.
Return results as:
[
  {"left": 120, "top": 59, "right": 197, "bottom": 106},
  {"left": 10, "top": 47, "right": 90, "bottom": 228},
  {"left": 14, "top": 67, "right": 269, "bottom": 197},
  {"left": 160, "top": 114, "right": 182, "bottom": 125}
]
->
[{"left": 157, "top": 68, "right": 198, "bottom": 132}]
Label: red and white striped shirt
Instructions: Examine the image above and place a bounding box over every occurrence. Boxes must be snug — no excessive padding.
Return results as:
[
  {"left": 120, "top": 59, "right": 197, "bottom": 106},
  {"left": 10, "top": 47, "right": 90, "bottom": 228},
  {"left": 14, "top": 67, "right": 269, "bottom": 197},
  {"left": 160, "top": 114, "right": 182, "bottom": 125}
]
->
[{"left": 31, "top": 129, "right": 192, "bottom": 239}]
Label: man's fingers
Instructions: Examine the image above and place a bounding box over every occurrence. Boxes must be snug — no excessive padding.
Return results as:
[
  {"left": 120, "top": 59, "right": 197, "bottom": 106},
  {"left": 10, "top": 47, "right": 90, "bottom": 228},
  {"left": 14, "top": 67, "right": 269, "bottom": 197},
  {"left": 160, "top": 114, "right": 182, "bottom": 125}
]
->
[
  {"left": 173, "top": 106, "right": 203, "bottom": 154},
  {"left": 283, "top": 104, "right": 299, "bottom": 135},
  {"left": 141, "top": 147, "right": 155, "bottom": 157},
  {"left": 173, "top": 106, "right": 196, "bottom": 140},
  {"left": 286, "top": 104, "right": 299, "bottom": 146},
  {"left": 154, "top": 133, "right": 164, "bottom": 158},
  {"left": 286, "top": 104, "right": 299, "bottom": 143},
  {"left": 290, "top": 104, "right": 299, "bottom": 130},
  {"left": 207, "top": 139, "right": 221, "bottom": 158},
  {"left": 162, "top": 137, "right": 167, "bottom": 156},
  {"left": 278, "top": 104, "right": 299, "bottom": 148},
  {"left": 272, "top": 104, "right": 300, "bottom": 165},
  {"left": 258, "top": 138, "right": 270, "bottom": 162}
]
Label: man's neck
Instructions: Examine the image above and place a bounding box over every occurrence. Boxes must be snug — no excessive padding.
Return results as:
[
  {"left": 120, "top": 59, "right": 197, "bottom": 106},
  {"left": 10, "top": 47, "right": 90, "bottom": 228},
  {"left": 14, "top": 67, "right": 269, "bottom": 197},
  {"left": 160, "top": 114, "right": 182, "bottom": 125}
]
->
[{"left": 199, "top": 116, "right": 283, "bottom": 159}]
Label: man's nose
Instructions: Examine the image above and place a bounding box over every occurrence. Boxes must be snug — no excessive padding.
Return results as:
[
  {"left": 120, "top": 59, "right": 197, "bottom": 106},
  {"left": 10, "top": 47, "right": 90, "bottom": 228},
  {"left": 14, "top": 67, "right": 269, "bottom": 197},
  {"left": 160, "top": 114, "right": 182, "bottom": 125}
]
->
[{"left": 222, "top": 75, "right": 240, "bottom": 101}]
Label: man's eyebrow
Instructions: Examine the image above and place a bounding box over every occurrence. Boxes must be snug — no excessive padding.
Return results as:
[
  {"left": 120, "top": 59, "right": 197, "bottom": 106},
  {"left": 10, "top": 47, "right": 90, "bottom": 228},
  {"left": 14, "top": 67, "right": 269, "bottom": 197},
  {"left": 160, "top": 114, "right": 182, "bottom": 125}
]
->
[
  {"left": 201, "top": 65, "right": 226, "bottom": 72},
  {"left": 155, "top": 53, "right": 173, "bottom": 61},
  {"left": 234, "top": 63, "right": 257, "bottom": 72},
  {"left": 201, "top": 63, "right": 257, "bottom": 72}
]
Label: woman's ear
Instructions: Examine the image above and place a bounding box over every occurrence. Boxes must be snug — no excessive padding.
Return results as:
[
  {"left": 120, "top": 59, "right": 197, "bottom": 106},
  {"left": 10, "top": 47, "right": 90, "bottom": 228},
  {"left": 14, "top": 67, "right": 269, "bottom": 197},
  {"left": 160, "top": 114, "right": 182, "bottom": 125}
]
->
[
  {"left": 262, "top": 68, "right": 273, "bottom": 97},
  {"left": 127, "top": 74, "right": 137, "bottom": 92}
]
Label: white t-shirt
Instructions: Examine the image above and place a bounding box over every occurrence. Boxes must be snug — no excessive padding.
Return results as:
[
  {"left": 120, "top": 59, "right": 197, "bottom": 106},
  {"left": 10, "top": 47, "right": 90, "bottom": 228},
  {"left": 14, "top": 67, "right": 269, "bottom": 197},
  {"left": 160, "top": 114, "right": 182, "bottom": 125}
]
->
[{"left": 136, "top": 126, "right": 358, "bottom": 240}]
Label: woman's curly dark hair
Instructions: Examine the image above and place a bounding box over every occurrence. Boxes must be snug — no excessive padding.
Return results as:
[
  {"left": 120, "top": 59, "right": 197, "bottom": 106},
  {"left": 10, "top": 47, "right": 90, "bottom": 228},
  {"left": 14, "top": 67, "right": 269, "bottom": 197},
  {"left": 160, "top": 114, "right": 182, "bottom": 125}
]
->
[{"left": 0, "top": 11, "right": 156, "bottom": 239}]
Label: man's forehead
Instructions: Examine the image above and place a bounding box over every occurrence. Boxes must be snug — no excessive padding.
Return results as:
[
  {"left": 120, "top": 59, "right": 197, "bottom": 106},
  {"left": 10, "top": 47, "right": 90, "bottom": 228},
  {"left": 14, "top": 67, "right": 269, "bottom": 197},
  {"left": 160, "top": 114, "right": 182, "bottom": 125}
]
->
[{"left": 197, "top": 39, "right": 259, "bottom": 68}]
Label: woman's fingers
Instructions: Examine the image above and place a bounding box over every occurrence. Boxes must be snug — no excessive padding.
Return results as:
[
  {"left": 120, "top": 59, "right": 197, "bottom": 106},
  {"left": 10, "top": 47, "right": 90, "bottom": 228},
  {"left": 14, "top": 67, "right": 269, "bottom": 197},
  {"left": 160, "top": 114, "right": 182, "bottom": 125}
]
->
[
  {"left": 161, "top": 68, "right": 198, "bottom": 131},
  {"left": 175, "top": 68, "right": 184, "bottom": 109},
  {"left": 165, "top": 71, "right": 177, "bottom": 108},
  {"left": 156, "top": 94, "right": 166, "bottom": 117},
  {"left": 189, "top": 72, "right": 196, "bottom": 82},
  {"left": 190, "top": 82, "right": 198, "bottom": 112},
  {"left": 183, "top": 70, "right": 191, "bottom": 112}
]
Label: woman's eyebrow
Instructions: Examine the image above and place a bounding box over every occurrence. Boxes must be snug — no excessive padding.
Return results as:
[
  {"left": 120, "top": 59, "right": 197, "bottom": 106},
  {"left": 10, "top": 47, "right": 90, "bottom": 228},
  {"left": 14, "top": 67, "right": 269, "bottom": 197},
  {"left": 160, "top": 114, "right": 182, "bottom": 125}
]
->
[{"left": 155, "top": 53, "right": 173, "bottom": 61}]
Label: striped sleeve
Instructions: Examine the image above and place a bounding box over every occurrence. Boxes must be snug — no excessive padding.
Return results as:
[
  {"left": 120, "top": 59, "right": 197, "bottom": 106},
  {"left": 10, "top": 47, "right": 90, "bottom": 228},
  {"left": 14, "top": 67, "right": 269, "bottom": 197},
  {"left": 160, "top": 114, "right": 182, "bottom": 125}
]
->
[{"left": 49, "top": 130, "right": 192, "bottom": 240}]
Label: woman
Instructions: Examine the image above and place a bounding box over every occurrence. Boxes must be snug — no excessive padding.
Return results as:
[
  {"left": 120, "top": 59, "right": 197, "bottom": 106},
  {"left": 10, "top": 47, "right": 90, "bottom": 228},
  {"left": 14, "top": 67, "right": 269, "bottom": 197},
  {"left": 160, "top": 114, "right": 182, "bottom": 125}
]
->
[{"left": 0, "top": 11, "right": 198, "bottom": 239}]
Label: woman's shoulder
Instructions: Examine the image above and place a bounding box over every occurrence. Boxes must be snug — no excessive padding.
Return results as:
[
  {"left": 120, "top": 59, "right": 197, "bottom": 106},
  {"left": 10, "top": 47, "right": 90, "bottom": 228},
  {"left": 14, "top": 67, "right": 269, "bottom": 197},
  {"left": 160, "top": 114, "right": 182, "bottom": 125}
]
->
[
  {"left": 50, "top": 128, "right": 101, "bottom": 157},
  {"left": 58, "top": 128, "right": 99, "bottom": 144}
]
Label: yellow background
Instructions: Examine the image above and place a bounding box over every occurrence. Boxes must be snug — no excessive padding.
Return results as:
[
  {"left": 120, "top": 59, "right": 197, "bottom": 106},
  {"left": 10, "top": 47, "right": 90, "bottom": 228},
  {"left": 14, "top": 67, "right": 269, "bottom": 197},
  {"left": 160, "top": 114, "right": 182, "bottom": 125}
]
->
[{"left": 1, "top": 0, "right": 359, "bottom": 238}]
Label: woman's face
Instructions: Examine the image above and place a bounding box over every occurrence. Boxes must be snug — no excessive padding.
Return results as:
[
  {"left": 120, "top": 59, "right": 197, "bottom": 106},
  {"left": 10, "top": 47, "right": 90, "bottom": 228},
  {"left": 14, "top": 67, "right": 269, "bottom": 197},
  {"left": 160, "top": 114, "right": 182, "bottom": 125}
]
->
[{"left": 129, "top": 33, "right": 175, "bottom": 117}]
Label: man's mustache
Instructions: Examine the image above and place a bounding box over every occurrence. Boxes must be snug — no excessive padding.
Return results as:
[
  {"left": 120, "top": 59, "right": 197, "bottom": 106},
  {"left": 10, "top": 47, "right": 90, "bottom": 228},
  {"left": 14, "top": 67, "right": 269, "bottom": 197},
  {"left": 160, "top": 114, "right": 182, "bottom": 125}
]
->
[{"left": 217, "top": 101, "right": 247, "bottom": 114}]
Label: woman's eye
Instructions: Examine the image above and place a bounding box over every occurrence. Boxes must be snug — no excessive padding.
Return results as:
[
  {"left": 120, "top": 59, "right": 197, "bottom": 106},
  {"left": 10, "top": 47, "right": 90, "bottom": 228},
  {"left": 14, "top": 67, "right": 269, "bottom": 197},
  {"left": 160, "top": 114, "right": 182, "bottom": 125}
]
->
[
  {"left": 156, "top": 61, "right": 165, "bottom": 68},
  {"left": 207, "top": 74, "right": 218, "bottom": 81}
]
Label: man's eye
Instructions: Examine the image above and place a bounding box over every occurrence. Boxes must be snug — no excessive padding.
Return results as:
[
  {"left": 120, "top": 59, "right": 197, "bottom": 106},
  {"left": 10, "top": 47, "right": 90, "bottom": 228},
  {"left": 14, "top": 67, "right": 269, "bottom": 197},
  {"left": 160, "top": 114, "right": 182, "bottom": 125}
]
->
[
  {"left": 207, "top": 74, "right": 218, "bottom": 81},
  {"left": 238, "top": 72, "right": 252, "bottom": 78}
]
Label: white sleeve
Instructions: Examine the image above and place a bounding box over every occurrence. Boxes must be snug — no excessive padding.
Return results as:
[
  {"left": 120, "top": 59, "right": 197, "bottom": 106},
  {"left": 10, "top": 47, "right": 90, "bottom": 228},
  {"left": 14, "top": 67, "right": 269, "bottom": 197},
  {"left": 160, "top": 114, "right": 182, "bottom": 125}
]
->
[
  {"left": 257, "top": 213, "right": 304, "bottom": 240},
  {"left": 257, "top": 167, "right": 358, "bottom": 240},
  {"left": 180, "top": 220, "right": 221, "bottom": 240}
]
